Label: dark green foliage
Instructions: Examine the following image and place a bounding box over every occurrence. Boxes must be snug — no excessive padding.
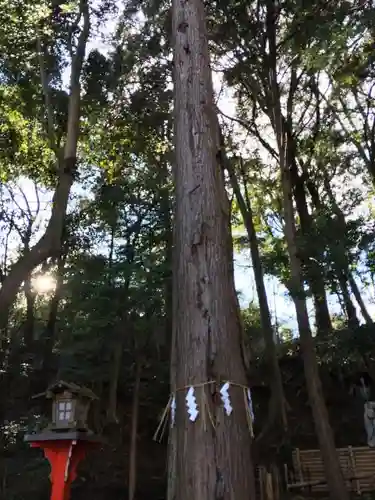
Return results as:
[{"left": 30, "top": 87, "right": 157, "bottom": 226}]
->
[{"left": 1, "top": 0, "right": 375, "bottom": 497}]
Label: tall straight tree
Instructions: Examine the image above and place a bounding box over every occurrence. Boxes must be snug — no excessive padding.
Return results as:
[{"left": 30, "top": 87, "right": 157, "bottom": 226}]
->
[
  {"left": 265, "top": 1, "right": 349, "bottom": 498},
  {"left": 170, "top": 0, "right": 256, "bottom": 498}
]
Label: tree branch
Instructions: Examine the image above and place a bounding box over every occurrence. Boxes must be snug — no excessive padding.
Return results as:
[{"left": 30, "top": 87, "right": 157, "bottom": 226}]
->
[{"left": 37, "top": 35, "right": 57, "bottom": 153}]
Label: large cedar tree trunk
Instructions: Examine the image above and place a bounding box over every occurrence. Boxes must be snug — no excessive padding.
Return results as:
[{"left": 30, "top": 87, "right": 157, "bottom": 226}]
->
[{"left": 171, "top": 0, "right": 256, "bottom": 498}]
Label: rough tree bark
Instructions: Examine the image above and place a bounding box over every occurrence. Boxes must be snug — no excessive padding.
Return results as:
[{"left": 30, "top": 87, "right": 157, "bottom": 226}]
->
[
  {"left": 0, "top": 0, "right": 90, "bottom": 337},
  {"left": 170, "top": 0, "right": 256, "bottom": 498},
  {"left": 265, "top": 1, "right": 349, "bottom": 498}
]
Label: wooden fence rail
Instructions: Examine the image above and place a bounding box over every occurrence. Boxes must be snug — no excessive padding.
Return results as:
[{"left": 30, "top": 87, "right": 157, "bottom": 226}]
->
[{"left": 285, "top": 446, "right": 375, "bottom": 494}]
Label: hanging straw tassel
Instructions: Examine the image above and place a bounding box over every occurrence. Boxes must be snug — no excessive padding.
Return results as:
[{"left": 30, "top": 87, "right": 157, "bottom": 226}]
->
[
  {"left": 200, "top": 389, "right": 207, "bottom": 431},
  {"left": 153, "top": 381, "right": 254, "bottom": 442},
  {"left": 243, "top": 387, "right": 254, "bottom": 437},
  {"left": 153, "top": 394, "right": 173, "bottom": 442}
]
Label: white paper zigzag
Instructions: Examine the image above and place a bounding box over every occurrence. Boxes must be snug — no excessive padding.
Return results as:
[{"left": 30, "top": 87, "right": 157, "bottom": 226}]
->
[
  {"left": 220, "top": 382, "right": 233, "bottom": 416},
  {"left": 186, "top": 387, "right": 199, "bottom": 421}
]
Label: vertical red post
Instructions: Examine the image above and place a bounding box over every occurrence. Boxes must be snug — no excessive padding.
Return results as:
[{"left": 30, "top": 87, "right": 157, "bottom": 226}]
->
[{"left": 29, "top": 439, "right": 91, "bottom": 500}]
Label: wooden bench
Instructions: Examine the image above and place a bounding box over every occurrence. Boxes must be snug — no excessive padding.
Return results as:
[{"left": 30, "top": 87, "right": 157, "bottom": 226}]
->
[{"left": 285, "top": 446, "right": 375, "bottom": 494}]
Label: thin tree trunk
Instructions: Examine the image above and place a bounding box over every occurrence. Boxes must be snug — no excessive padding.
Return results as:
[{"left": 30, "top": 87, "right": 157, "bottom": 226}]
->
[
  {"left": 23, "top": 274, "right": 36, "bottom": 353},
  {"left": 171, "top": 0, "right": 256, "bottom": 497},
  {"left": 265, "top": 2, "right": 349, "bottom": 498},
  {"left": 128, "top": 358, "right": 141, "bottom": 500},
  {"left": 41, "top": 254, "right": 65, "bottom": 373},
  {"left": 338, "top": 274, "right": 360, "bottom": 328},
  {"left": 288, "top": 155, "right": 332, "bottom": 335},
  {"left": 322, "top": 174, "right": 362, "bottom": 328},
  {"left": 349, "top": 274, "right": 373, "bottom": 324},
  {"left": 279, "top": 158, "right": 349, "bottom": 500},
  {"left": 304, "top": 168, "right": 363, "bottom": 329},
  {"left": 107, "top": 221, "right": 141, "bottom": 423},
  {"left": 107, "top": 328, "right": 123, "bottom": 424},
  {"left": 225, "top": 150, "right": 287, "bottom": 434}
]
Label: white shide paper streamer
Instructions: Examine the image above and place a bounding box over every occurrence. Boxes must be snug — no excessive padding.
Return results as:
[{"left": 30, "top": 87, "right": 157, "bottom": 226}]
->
[
  {"left": 220, "top": 382, "right": 233, "bottom": 416},
  {"left": 247, "top": 388, "right": 255, "bottom": 422},
  {"left": 186, "top": 386, "right": 199, "bottom": 421},
  {"left": 170, "top": 395, "right": 176, "bottom": 427}
]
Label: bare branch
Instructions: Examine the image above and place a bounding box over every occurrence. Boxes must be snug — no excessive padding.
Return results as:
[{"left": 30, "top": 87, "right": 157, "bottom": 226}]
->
[
  {"left": 19, "top": 185, "right": 33, "bottom": 219},
  {"left": 34, "top": 182, "right": 41, "bottom": 216},
  {"left": 217, "top": 106, "right": 279, "bottom": 160}
]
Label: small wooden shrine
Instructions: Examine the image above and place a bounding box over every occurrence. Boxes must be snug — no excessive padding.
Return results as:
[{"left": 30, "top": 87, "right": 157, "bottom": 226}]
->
[
  {"left": 24, "top": 381, "right": 101, "bottom": 500},
  {"left": 33, "top": 380, "right": 98, "bottom": 433}
]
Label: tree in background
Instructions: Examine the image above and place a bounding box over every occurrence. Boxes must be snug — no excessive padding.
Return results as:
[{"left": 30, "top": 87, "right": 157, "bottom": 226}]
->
[
  {"left": 0, "top": 0, "right": 375, "bottom": 499},
  {"left": 0, "top": 0, "right": 91, "bottom": 329}
]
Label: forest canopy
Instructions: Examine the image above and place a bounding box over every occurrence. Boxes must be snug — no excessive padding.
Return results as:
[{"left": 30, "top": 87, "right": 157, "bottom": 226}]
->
[{"left": 0, "top": 0, "right": 374, "bottom": 499}]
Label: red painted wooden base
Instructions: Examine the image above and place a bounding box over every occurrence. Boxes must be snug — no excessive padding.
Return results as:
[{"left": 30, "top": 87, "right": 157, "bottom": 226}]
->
[{"left": 30, "top": 439, "right": 93, "bottom": 500}]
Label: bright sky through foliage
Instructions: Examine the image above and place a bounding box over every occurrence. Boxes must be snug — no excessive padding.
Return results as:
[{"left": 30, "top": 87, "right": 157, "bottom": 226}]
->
[{"left": 4, "top": 1, "right": 375, "bottom": 334}]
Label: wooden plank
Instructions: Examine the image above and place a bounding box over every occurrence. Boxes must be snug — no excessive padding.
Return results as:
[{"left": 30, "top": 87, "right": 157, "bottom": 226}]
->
[
  {"left": 265, "top": 472, "right": 273, "bottom": 500},
  {"left": 348, "top": 446, "right": 360, "bottom": 495},
  {"left": 287, "top": 446, "right": 375, "bottom": 493},
  {"left": 295, "top": 448, "right": 303, "bottom": 483}
]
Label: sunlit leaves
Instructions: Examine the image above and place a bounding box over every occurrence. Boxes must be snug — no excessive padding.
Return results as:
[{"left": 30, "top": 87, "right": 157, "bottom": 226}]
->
[{"left": 0, "top": 85, "right": 54, "bottom": 183}]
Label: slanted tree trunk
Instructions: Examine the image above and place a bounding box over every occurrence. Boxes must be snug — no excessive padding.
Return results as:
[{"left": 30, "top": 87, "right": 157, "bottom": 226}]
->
[
  {"left": 322, "top": 174, "right": 365, "bottom": 328},
  {"left": 349, "top": 274, "right": 373, "bottom": 324},
  {"left": 0, "top": 1, "right": 90, "bottom": 337},
  {"left": 225, "top": 150, "right": 287, "bottom": 435},
  {"left": 338, "top": 274, "right": 360, "bottom": 328},
  {"left": 171, "top": 0, "right": 256, "bottom": 498},
  {"left": 265, "top": 2, "right": 349, "bottom": 498}
]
